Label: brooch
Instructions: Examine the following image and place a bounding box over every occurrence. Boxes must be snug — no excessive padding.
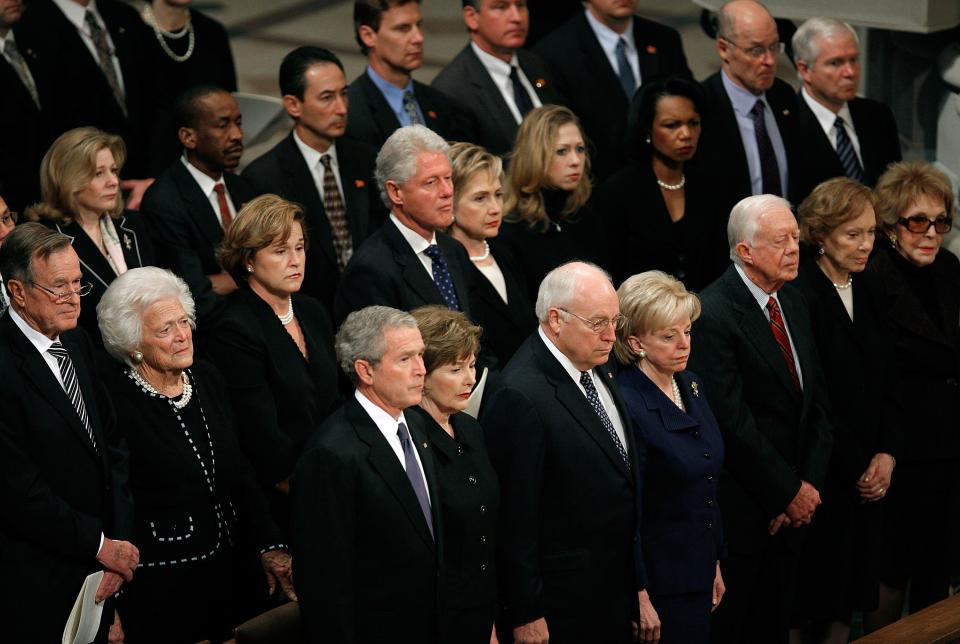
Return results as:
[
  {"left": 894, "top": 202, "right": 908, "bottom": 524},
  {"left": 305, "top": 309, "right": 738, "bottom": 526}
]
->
[
  {"left": 354, "top": 179, "right": 366, "bottom": 188},
  {"left": 422, "top": 442, "right": 428, "bottom": 449},
  {"left": 691, "top": 381, "right": 700, "bottom": 397},
  {"left": 123, "top": 234, "right": 133, "bottom": 250},
  {"left": 535, "top": 78, "right": 547, "bottom": 88},
  {"left": 782, "top": 109, "right": 790, "bottom": 116}
]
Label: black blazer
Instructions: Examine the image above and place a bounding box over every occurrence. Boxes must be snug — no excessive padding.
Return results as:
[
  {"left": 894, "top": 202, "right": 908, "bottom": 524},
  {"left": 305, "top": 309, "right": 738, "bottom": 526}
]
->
[
  {"left": 203, "top": 288, "right": 342, "bottom": 486},
  {"left": 291, "top": 396, "right": 442, "bottom": 644},
  {"left": 333, "top": 219, "right": 474, "bottom": 325},
  {"left": 141, "top": 160, "right": 258, "bottom": 324},
  {"left": 0, "top": 318, "right": 131, "bottom": 641},
  {"left": 481, "top": 332, "right": 639, "bottom": 642},
  {"left": 534, "top": 10, "right": 691, "bottom": 180},
  {"left": 687, "top": 266, "right": 834, "bottom": 553},
  {"left": 345, "top": 71, "right": 472, "bottom": 150},
  {"left": 432, "top": 45, "right": 566, "bottom": 156},
  {"left": 242, "top": 133, "right": 386, "bottom": 314},
  {"left": 791, "top": 94, "right": 902, "bottom": 204}
]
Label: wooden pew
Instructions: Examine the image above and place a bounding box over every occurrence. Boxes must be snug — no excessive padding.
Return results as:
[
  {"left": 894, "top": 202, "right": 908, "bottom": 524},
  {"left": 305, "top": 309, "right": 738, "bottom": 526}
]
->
[{"left": 853, "top": 593, "right": 960, "bottom": 643}]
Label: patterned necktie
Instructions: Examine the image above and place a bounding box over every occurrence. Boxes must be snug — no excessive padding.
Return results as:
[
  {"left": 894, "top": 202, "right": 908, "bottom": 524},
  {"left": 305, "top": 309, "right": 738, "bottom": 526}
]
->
[
  {"left": 423, "top": 244, "right": 461, "bottom": 311},
  {"left": 766, "top": 297, "right": 801, "bottom": 391},
  {"left": 319, "top": 155, "right": 353, "bottom": 271},
  {"left": 212, "top": 183, "right": 232, "bottom": 229},
  {"left": 4, "top": 39, "right": 40, "bottom": 109},
  {"left": 509, "top": 65, "right": 534, "bottom": 119},
  {"left": 397, "top": 422, "right": 433, "bottom": 539},
  {"left": 750, "top": 100, "right": 782, "bottom": 196},
  {"left": 84, "top": 10, "right": 126, "bottom": 116},
  {"left": 834, "top": 116, "right": 864, "bottom": 183},
  {"left": 48, "top": 341, "right": 98, "bottom": 452},
  {"left": 579, "top": 371, "right": 629, "bottom": 467},
  {"left": 402, "top": 90, "right": 423, "bottom": 125},
  {"left": 615, "top": 38, "right": 637, "bottom": 99}
]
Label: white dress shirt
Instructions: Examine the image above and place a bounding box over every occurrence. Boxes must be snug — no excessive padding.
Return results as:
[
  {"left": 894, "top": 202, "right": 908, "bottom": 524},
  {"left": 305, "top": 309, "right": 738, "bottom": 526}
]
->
[
  {"left": 293, "top": 130, "right": 346, "bottom": 203},
  {"left": 469, "top": 41, "right": 542, "bottom": 125},
  {"left": 800, "top": 87, "right": 863, "bottom": 165},
  {"left": 390, "top": 214, "right": 438, "bottom": 276},
  {"left": 181, "top": 156, "right": 237, "bottom": 227},
  {"left": 51, "top": 0, "right": 126, "bottom": 97},
  {"left": 583, "top": 7, "right": 640, "bottom": 89}
]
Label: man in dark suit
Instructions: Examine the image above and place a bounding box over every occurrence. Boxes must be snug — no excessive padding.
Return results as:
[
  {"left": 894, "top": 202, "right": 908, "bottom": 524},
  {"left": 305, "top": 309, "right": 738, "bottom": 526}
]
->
[
  {"left": 534, "top": 0, "right": 691, "bottom": 180},
  {"left": 0, "top": 223, "right": 139, "bottom": 642},
  {"left": 243, "top": 46, "right": 384, "bottom": 316},
  {"left": 432, "top": 0, "right": 565, "bottom": 156},
  {"left": 141, "top": 86, "right": 258, "bottom": 326},
  {"left": 347, "top": 0, "right": 471, "bottom": 149},
  {"left": 697, "top": 0, "right": 799, "bottom": 220},
  {"left": 687, "top": 195, "right": 834, "bottom": 643},
  {"left": 790, "top": 17, "right": 901, "bottom": 203},
  {"left": 482, "top": 261, "right": 640, "bottom": 644},
  {"left": 334, "top": 125, "right": 473, "bottom": 325},
  {"left": 292, "top": 305, "right": 440, "bottom": 644}
]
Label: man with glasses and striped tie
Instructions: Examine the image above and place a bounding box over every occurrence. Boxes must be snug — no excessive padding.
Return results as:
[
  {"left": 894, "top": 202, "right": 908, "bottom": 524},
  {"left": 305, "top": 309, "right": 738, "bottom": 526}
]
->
[{"left": 0, "top": 222, "right": 138, "bottom": 642}]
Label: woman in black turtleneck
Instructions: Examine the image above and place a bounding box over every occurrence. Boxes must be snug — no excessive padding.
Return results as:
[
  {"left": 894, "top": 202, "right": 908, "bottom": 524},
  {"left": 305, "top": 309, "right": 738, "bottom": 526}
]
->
[
  {"left": 496, "top": 105, "right": 607, "bottom": 300},
  {"left": 859, "top": 162, "right": 960, "bottom": 632}
]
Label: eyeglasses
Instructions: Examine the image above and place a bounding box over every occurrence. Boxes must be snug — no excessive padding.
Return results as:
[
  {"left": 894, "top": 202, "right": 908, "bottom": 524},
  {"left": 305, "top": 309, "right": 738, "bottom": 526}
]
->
[
  {"left": 897, "top": 215, "right": 952, "bottom": 234},
  {"left": 32, "top": 282, "right": 93, "bottom": 303},
  {"left": 721, "top": 38, "right": 785, "bottom": 60},
  {"left": 0, "top": 211, "right": 17, "bottom": 227},
  {"left": 558, "top": 308, "right": 625, "bottom": 333}
]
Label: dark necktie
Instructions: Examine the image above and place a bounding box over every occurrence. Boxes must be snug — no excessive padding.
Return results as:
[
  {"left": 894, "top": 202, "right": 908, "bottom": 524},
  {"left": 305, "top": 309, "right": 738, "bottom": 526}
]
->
[
  {"left": 402, "top": 90, "right": 423, "bottom": 125},
  {"left": 750, "top": 100, "right": 782, "bottom": 196},
  {"left": 212, "top": 182, "right": 233, "bottom": 229},
  {"left": 319, "top": 155, "right": 354, "bottom": 271},
  {"left": 579, "top": 371, "right": 629, "bottom": 467},
  {"left": 834, "top": 116, "right": 864, "bottom": 183},
  {"left": 615, "top": 38, "right": 637, "bottom": 98},
  {"left": 766, "top": 297, "right": 801, "bottom": 391},
  {"left": 509, "top": 65, "right": 534, "bottom": 119},
  {"left": 423, "top": 244, "right": 461, "bottom": 311},
  {"left": 84, "top": 10, "right": 126, "bottom": 116},
  {"left": 397, "top": 422, "right": 433, "bottom": 539},
  {"left": 48, "top": 341, "right": 98, "bottom": 452},
  {"left": 4, "top": 39, "right": 40, "bottom": 109}
]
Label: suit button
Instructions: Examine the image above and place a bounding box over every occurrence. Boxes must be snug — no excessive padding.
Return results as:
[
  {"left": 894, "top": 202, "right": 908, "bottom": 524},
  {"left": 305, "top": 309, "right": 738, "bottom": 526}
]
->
[
  {"left": 707, "top": 474, "right": 714, "bottom": 482},
  {"left": 703, "top": 451, "right": 711, "bottom": 459},
  {"left": 480, "top": 504, "right": 487, "bottom": 514},
  {"left": 468, "top": 475, "right": 478, "bottom": 486},
  {"left": 480, "top": 535, "right": 487, "bottom": 544},
  {"left": 692, "top": 431, "right": 700, "bottom": 439},
  {"left": 457, "top": 445, "right": 464, "bottom": 455},
  {"left": 707, "top": 522, "right": 713, "bottom": 530},
  {"left": 706, "top": 499, "right": 714, "bottom": 507},
  {"left": 480, "top": 564, "right": 487, "bottom": 572}
]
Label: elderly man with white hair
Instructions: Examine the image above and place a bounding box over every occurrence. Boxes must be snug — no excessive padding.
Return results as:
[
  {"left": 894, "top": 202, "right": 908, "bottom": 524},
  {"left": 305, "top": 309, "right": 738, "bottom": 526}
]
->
[
  {"left": 688, "top": 194, "right": 834, "bottom": 644},
  {"left": 791, "top": 16, "right": 901, "bottom": 203}
]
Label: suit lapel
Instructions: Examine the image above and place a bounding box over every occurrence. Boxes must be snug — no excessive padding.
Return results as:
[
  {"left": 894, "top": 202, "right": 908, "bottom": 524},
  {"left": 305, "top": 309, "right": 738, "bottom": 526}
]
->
[
  {"left": 848, "top": 99, "right": 881, "bottom": 181},
  {"left": 797, "top": 95, "right": 844, "bottom": 177},
  {"left": 778, "top": 287, "right": 815, "bottom": 412},
  {"left": 463, "top": 46, "right": 519, "bottom": 149},
  {"left": 56, "top": 222, "right": 114, "bottom": 290},
  {"left": 383, "top": 223, "right": 443, "bottom": 305},
  {"left": 359, "top": 73, "right": 402, "bottom": 142},
  {"left": 336, "top": 141, "right": 373, "bottom": 242},
  {"left": 116, "top": 215, "right": 145, "bottom": 268},
  {"left": 279, "top": 134, "right": 340, "bottom": 266},
  {"left": 173, "top": 162, "right": 224, "bottom": 250}
]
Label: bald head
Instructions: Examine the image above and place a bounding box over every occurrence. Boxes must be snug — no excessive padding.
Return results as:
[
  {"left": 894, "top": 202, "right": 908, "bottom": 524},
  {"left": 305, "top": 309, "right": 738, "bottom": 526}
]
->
[{"left": 717, "top": 1, "right": 780, "bottom": 95}]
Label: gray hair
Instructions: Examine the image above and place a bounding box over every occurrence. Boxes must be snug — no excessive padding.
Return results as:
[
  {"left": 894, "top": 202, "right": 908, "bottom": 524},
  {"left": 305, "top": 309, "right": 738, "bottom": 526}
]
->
[
  {"left": 375, "top": 124, "right": 451, "bottom": 208},
  {"left": 535, "top": 261, "right": 611, "bottom": 321},
  {"left": 97, "top": 267, "right": 196, "bottom": 368},
  {"left": 727, "top": 194, "right": 794, "bottom": 264},
  {"left": 792, "top": 17, "right": 858, "bottom": 69},
  {"left": 336, "top": 305, "right": 418, "bottom": 384},
  {"left": 0, "top": 222, "right": 72, "bottom": 286}
]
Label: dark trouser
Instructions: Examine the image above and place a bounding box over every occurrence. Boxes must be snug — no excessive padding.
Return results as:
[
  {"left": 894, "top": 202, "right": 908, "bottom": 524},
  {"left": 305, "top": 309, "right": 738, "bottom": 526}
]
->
[{"left": 652, "top": 590, "right": 713, "bottom": 644}]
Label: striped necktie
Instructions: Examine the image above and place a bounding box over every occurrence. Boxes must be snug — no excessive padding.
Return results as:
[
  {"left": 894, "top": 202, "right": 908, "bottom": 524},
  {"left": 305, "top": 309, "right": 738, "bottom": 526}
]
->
[
  {"left": 834, "top": 116, "right": 864, "bottom": 183},
  {"left": 48, "top": 341, "right": 98, "bottom": 451},
  {"left": 766, "top": 297, "right": 801, "bottom": 391}
]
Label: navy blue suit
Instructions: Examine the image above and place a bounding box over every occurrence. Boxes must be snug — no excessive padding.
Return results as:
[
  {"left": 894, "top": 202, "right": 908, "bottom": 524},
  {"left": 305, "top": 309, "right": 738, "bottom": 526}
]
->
[{"left": 618, "top": 367, "right": 724, "bottom": 643}]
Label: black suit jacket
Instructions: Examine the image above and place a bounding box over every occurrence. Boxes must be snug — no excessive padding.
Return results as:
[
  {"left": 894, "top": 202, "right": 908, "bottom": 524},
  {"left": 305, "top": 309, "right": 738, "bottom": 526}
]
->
[
  {"left": 346, "top": 71, "right": 472, "bottom": 150},
  {"left": 17, "top": 0, "right": 154, "bottom": 177},
  {"left": 432, "top": 45, "right": 566, "bottom": 156},
  {"left": 687, "top": 266, "right": 834, "bottom": 554},
  {"left": 534, "top": 11, "right": 691, "bottom": 180},
  {"left": 0, "top": 317, "right": 131, "bottom": 641},
  {"left": 242, "top": 133, "right": 386, "bottom": 314},
  {"left": 141, "top": 161, "right": 258, "bottom": 324},
  {"left": 291, "top": 396, "right": 442, "bottom": 644},
  {"left": 791, "top": 94, "right": 902, "bottom": 203},
  {"left": 481, "top": 332, "right": 639, "bottom": 642}
]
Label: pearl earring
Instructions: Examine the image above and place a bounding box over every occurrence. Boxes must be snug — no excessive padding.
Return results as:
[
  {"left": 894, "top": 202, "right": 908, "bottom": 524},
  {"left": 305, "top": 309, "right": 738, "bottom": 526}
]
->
[
  {"left": 638, "top": 349, "right": 646, "bottom": 360},
  {"left": 246, "top": 265, "right": 254, "bottom": 273},
  {"left": 132, "top": 351, "right": 143, "bottom": 364},
  {"left": 818, "top": 246, "right": 825, "bottom": 256}
]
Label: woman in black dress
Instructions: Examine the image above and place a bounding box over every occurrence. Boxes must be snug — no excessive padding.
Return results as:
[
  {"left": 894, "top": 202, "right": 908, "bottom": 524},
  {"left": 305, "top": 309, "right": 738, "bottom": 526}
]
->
[
  {"left": 791, "top": 178, "right": 895, "bottom": 643},
  {"left": 497, "top": 105, "right": 607, "bottom": 299},
  {"left": 595, "top": 77, "right": 727, "bottom": 291},
  {"left": 407, "top": 306, "right": 499, "bottom": 644},
  {"left": 97, "top": 267, "right": 294, "bottom": 643},
  {"left": 205, "top": 195, "right": 342, "bottom": 534}
]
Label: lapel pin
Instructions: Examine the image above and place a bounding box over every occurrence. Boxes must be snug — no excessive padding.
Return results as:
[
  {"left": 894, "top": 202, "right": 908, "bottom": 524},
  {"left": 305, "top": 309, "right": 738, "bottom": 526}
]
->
[
  {"left": 118, "top": 27, "right": 125, "bottom": 35},
  {"left": 782, "top": 109, "right": 790, "bottom": 116},
  {"left": 422, "top": 442, "right": 428, "bottom": 449},
  {"left": 354, "top": 179, "right": 366, "bottom": 188},
  {"left": 691, "top": 381, "right": 700, "bottom": 397},
  {"left": 535, "top": 78, "right": 547, "bottom": 88},
  {"left": 646, "top": 45, "right": 657, "bottom": 54},
  {"left": 427, "top": 110, "right": 438, "bottom": 120},
  {"left": 123, "top": 234, "right": 132, "bottom": 250}
]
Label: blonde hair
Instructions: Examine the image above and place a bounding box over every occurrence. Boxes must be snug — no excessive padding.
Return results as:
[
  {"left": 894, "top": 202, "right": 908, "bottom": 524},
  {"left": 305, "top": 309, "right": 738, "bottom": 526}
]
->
[
  {"left": 798, "top": 177, "right": 876, "bottom": 245},
  {"left": 410, "top": 305, "right": 482, "bottom": 373},
  {"left": 874, "top": 161, "right": 955, "bottom": 236},
  {"left": 450, "top": 141, "right": 504, "bottom": 202},
  {"left": 216, "top": 194, "right": 309, "bottom": 283},
  {"left": 614, "top": 271, "right": 701, "bottom": 365},
  {"left": 27, "top": 127, "right": 126, "bottom": 224},
  {"left": 505, "top": 105, "right": 591, "bottom": 231}
]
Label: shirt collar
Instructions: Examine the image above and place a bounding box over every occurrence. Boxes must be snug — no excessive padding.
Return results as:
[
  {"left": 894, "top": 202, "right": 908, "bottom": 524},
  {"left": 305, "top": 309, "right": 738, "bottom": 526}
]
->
[
  {"left": 180, "top": 154, "right": 222, "bottom": 198},
  {"left": 721, "top": 68, "right": 769, "bottom": 115},
  {"left": 470, "top": 40, "right": 519, "bottom": 83},
  {"left": 366, "top": 65, "right": 415, "bottom": 114},
  {"left": 354, "top": 388, "right": 408, "bottom": 428},
  {"left": 390, "top": 213, "right": 436, "bottom": 254},
  {"left": 800, "top": 86, "right": 854, "bottom": 134},
  {"left": 583, "top": 6, "right": 635, "bottom": 56},
  {"left": 293, "top": 129, "right": 338, "bottom": 171},
  {"left": 8, "top": 305, "right": 58, "bottom": 354},
  {"left": 1, "top": 30, "right": 15, "bottom": 50},
  {"left": 735, "top": 263, "right": 781, "bottom": 307},
  {"left": 538, "top": 325, "right": 593, "bottom": 385},
  {"left": 53, "top": 0, "right": 101, "bottom": 34}
]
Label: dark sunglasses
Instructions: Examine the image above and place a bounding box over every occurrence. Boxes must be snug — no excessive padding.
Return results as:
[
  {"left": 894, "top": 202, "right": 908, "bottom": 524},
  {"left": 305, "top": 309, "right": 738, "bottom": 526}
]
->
[{"left": 897, "top": 215, "right": 952, "bottom": 234}]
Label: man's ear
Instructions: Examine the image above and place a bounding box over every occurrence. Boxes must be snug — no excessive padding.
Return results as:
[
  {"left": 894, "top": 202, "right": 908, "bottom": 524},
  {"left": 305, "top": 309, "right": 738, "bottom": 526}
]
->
[
  {"left": 282, "top": 95, "right": 303, "bottom": 121},
  {"left": 358, "top": 24, "right": 377, "bottom": 52},
  {"left": 179, "top": 127, "right": 198, "bottom": 151},
  {"left": 355, "top": 358, "right": 375, "bottom": 386},
  {"left": 385, "top": 180, "right": 404, "bottom": 209}
]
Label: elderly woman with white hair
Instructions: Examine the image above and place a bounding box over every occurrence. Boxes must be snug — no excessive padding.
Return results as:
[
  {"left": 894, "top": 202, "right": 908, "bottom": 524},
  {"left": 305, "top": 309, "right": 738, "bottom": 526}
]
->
[
  {"left": 97, "top": 267, "right": 295, "bottom": 643},
  {"left": 615, "top": 270, "right": 725, "bottom": 643}
]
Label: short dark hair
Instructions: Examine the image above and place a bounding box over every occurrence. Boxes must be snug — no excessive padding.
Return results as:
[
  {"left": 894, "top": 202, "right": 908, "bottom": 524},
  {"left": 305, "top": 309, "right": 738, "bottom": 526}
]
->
[
  {"left": 354, "top": 0, "right": 421, "bottom": 55},
  {"left": 0, "top": 222, "right": 72, "bottom": 286},
  {"left": 461, "top": 0, "right": 480, "bottom": 7},
  {"left": 629, "top": 76, "right": 705, "bottom": 159},
  {"left": 279, "top": 47, "right": 344, "bottom": 100},
  {"left": 173, "top": 84, "right": 232, "bottom": 130}
]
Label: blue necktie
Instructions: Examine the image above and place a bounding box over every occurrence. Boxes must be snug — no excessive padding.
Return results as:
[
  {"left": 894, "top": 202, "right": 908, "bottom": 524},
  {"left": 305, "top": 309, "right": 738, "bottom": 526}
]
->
[
  {"left": 424, "top": 244, "right": 461, "bottom": 311},
  {"left": 615, "top": 38, "right": 637, "bottom": 99},
  {"left": 398, "top": 422, "right": 433, "bottom": 539},
  {"left": 750, "top": 100, "right": 782, "bottom": 197},
  {"left": 834, "top": 116, "right": 864, "bottom": 183},
  {"left": 580, "top": 371, "right": 629, "bottom": 467}
]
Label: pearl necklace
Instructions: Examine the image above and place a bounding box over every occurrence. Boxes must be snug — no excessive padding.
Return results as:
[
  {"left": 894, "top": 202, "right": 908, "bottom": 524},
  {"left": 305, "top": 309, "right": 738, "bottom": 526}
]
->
[
  {"left": 142, "top": 5, "right": 196, "bottom": 63},
  {"left": 833, "top": 276, "right": 853, "bottom": 290},
  {"left": 128, "top": 368, "right": 193, "bottom": 410},
  {"left": 278, "top": 297, "right": 295, "bottom": 326},
  {"left": 670, "top": 377, "right": 685, "bottom": 412},
  {"left": 657, "top": 174, "right": 686, "bottom": 191},
  {"left": 469, "top": 241, "right": 491, "bottom": 262}
]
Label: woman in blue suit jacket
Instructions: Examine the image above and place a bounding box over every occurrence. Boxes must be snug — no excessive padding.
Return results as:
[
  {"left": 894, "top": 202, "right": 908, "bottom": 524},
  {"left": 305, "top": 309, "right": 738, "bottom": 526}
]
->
[{"left": 615, "top": 271, "right": 725, "bottom": 644}]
